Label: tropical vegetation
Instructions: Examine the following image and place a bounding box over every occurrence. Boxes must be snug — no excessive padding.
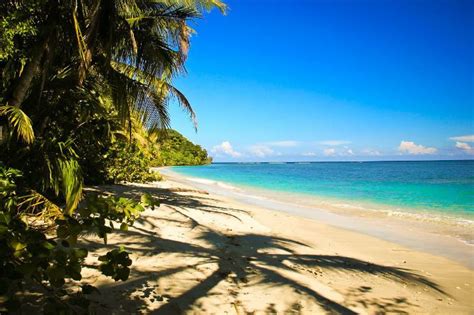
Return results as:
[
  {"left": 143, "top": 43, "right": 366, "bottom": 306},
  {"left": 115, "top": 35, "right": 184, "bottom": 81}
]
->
[
  {"left": 153, "top": 129, "right": 212, "bottom": 166},
  {"left": 0, "top": 0, "right": 224, "bottom": 312}
]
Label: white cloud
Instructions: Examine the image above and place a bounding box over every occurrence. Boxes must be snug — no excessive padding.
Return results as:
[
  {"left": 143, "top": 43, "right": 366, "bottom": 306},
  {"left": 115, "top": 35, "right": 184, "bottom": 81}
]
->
[
  {"left": 362, "top": 149, "right": 381, "bottom": 156},
  {"left": 249, "top": 145, "right": 274, "bottom": 158},
  {"left": 449, "top": 135, "right": 474, "bottom": 142},
  {"left": 302, "top": 152, "right": 317, "bottom": 157},
  {"left": 211, "top": 141, "right": 242, "bottom": 158},
  {"left": 321, "top": 147, "right": 354, "bottom": 157},
  {"left": 265, "top": 140, "right": 300, "bottom": 147},
  {"left": 323, "top": 148, "right": 336, "bottom": 156},
  {"left": 318, "top": 140, "right": 351, "bottom": 146},
  {"left": 455, "top": 141, "right": 474, "bottom": 155},
  {"left": 398, "top": 141, "right": 437, "bottom": 155}
]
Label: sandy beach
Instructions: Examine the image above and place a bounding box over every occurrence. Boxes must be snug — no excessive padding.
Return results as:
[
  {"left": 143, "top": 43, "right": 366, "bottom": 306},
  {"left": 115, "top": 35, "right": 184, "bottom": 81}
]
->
[
  {"left": 3, "top": 1, "right": 472, "bottom": 314},
  {"left": 75, "top": 173, "right": 474, "bottom": 314}
]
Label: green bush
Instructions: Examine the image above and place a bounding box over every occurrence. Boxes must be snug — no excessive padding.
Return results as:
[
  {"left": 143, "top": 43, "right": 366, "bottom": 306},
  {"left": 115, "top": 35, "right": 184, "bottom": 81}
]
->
[
  {"left": 104, "top": 141, "right": 162, "bottom": 183},
  {"left": 0, "top": 164, "right": 153, "bottom": 313}
]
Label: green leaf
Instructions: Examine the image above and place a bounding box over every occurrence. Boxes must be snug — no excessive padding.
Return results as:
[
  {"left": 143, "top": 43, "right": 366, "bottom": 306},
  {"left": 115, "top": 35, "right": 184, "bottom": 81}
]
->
[
  {"left": 120, "top": 222, "right": 128, "bottom": 231},
  {"left": 56, "top": 225, "right": 69, "bottom": 239},
  {"left": 99, "top": 263, "right": 114, "bottom": 277},
  {"left": 67, "top": 235, "right": 78, "bottom": 246},
  {"left": 42, "top": 240, "right": 56, "bottom": 250},
  {"left": 46, "top": 265, "right": 66, "bottom": 287},
  {"left": 58, "top": 158, "right": 83, "bottom": 214},
  {"left": 0, "top": 105, "right": 35, "bottom": 143},
  {"left": 69, "top": 263, "right": 82, "bottom": 281},
  {"left": 74, "top": 248, "right": 88, "bottom": 259},
  {"left": 140, "top": 193, "right": 153, "bottom": 206},
  {"left": 9, "top": 240, "right": 27, "bottom": 252},
  {"left": 0, "top": 212, "right": 11, "bottom": 224},
  {"left": 0, "top": 225, "right": 8, "bottom": 234},
  {"left": 116, "top": 268, "right": 130, "bottom": 281}
]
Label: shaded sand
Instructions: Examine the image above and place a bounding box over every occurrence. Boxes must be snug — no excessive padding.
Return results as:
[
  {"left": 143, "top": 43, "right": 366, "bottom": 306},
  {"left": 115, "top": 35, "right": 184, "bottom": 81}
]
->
[{"left": 79, "top": 177, "right": 474, "bottom": 314}]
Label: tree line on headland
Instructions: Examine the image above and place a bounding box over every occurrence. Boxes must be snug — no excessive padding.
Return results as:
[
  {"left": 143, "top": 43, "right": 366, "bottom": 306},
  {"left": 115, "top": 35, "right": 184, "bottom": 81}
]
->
[{"left": 0, "top": 0, "right": 222, "bottom": 312}]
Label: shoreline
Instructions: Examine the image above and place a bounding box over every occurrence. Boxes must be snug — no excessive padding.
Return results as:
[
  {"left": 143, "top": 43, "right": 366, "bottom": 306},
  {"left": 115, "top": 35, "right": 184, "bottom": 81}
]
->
[
  {"left": 80, "top": 175, "right": 474, "bottom": 313},
  {"left": 160, "top": 167, "right": 474, "bottom": 268},
  {"left": 162, "top": 162, "right": 474, "bottom": 224}
]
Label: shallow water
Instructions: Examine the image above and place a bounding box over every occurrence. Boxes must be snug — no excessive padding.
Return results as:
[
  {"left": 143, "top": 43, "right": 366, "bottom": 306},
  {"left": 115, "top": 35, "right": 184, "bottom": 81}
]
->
[
  {"left": 171, "top": 161, "right": 474, "bottom": 220},
  {"left": 163, "top": 164, "right": 474, "bottom": 267}
]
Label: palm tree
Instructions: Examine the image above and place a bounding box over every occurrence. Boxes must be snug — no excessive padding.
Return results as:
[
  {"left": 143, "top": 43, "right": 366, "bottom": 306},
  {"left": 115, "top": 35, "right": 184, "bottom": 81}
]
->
[
  {"left": 2, "top": 0, "right": 226, "bottom": 136},
  {"left": 0, "top": 2, "right": 225, "bottom": 311},
  {"left": 0, "top": 0, "right": 226, "bottom": 211}
]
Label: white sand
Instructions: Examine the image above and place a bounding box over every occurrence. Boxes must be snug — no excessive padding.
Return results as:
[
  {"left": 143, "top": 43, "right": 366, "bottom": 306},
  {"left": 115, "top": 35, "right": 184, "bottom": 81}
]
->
[{"left": 80, "top": 176, "right": 474, "bottom": 314}]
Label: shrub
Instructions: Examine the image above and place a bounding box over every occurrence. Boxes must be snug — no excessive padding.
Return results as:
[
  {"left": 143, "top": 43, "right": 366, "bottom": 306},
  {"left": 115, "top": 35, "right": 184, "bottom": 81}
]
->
[
  {"left": 0, "top": 164, "right": 156, "bottom": 313},
  {"left": 103, "top": 141, "right": 160, "bottom": 183}
]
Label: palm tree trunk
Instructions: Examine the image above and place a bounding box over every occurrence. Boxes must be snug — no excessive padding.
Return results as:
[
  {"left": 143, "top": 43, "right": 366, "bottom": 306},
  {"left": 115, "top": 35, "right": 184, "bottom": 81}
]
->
[{"left": 8, "top": 37, "right": 50, "bottom": 108}]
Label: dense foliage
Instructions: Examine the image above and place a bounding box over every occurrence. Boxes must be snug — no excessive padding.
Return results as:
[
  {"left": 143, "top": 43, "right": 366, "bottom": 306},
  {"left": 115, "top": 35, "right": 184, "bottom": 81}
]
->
[
  {"left": 0, "top": 163, "right": 159, "bottom": 312},
  {"left": 0, "top": 0, "right": 224, "bottom": 312},
  {"left": 154, "top": 129, "right": 212, "bottom": 166},
  {"left": 104, "top": 141, "right": 161, "bottom": 183}
]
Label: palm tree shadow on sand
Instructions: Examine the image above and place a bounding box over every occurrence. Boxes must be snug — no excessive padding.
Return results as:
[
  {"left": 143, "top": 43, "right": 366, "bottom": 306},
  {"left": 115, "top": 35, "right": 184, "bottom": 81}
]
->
[{"left": 83, "top": 184, "right": 448, "bottom": 314}]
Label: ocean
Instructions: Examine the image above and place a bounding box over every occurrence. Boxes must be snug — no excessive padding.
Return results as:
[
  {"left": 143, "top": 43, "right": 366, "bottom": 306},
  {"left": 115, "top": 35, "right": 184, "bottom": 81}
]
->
[{"left": 171, "top": 160, "right": 474, "bottom": 220}]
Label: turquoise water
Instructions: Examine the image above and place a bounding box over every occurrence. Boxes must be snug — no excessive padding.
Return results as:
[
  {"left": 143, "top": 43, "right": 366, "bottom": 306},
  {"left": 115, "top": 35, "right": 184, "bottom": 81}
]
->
[{"left": 171, "top": 161, "right": 474, "bottom": 219}]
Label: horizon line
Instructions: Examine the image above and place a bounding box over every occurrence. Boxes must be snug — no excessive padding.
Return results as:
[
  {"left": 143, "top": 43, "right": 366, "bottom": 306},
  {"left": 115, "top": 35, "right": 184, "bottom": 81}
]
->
[{"left": 209, "top": 159, "right": 474, "bottom": 164}]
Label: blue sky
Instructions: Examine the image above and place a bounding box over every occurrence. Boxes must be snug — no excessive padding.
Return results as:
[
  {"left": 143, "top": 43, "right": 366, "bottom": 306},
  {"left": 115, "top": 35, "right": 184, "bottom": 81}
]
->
[{"left": 169, "top": 0, "right": 473, "bottom": 161}]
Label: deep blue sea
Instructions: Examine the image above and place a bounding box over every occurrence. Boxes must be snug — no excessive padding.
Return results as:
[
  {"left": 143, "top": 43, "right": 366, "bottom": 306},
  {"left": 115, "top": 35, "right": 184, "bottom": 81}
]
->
[{"left": 171, "top": 161, "right": 474, "bottom": 219}]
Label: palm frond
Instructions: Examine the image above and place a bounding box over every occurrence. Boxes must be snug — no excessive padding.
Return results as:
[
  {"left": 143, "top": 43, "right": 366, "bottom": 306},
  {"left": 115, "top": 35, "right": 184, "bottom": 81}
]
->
[
  {"left": 125, "top": 5, "right": 200, "bottom": 27},
  {"left": 110, "top": 60, "right": 196, "bottom": 130},
  {"left": 166, "top": 83, "right": 196, "bottom": 130},
  {"left": 18, "top": 190, "right": 64, "bottom": 221},
  {"left": 156, "top": 0, "right": 227, "bottom": 14},
  {"left": 72, "top": 5, "right": 88, "bottom": 66},
  {"left": 58, "top": 158, "right": 83, "bottom": 215},
  {"left": 115, "top": 5, "right": 199, "bottom": 77},
  {"left": 31, "top": 138, "right": 84, "bottom": 214},
  {"left": 0, "top": 105, "right": 35, "bottom": 143}
]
